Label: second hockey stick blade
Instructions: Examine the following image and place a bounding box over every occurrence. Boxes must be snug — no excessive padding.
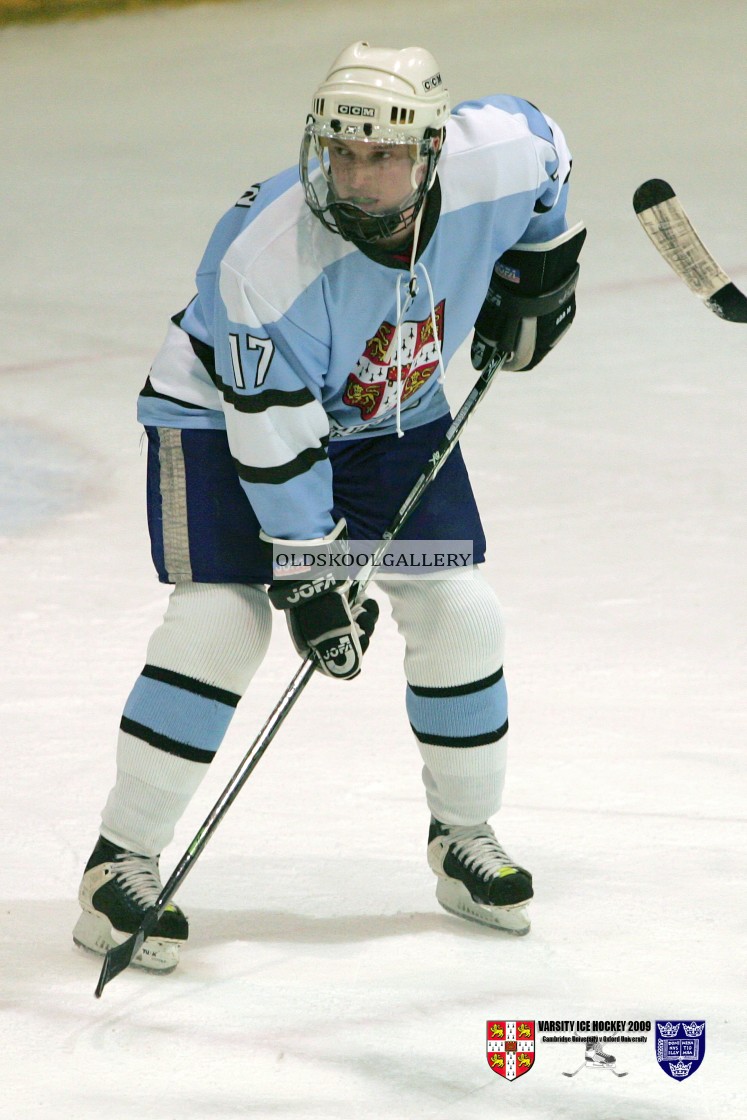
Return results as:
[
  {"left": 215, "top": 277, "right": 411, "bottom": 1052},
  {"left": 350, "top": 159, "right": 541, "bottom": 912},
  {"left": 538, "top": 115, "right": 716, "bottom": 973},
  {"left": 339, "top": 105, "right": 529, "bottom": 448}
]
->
[{"left": 633, "top": 178, "right": 747, "bottom": 322}]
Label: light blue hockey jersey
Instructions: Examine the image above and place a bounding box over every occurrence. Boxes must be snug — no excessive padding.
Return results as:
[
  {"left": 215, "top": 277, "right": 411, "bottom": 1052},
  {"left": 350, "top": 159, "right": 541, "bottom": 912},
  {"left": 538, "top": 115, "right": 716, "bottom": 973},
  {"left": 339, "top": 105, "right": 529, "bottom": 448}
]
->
[{"left": 138, "top": 95, "right": 572, "bottom": 540}]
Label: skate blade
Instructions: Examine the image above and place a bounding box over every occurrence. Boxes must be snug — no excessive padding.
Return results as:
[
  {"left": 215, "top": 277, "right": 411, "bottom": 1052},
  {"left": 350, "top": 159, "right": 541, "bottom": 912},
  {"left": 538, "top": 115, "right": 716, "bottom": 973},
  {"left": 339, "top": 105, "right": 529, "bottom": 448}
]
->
[
  {"left": 585, "top": 1060, "right": 626, "bottom": 1075},
  {"left": 73, "top": 910, "right": 181, "bottom": 973},
  {"left": 435, "top": 879, "right": 531, "bottom": 935}
]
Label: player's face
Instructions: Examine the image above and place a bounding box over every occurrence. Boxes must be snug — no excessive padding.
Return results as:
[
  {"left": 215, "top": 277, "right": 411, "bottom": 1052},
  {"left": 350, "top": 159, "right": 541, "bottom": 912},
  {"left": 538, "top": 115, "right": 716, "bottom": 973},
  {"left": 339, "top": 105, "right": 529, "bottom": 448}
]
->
[{"left": 327, "top": 139, "right": 423, "bottom": 244}]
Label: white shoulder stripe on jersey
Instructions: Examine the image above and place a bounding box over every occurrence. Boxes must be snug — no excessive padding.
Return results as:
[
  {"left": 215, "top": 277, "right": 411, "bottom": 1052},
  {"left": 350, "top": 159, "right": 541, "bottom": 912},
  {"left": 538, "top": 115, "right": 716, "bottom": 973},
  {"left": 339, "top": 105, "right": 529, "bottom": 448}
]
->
[
  {"left": 440, "top": 103, "right": 563, "bottom": 213},
  {"left": 220, "top": 190, "right": 355, "bottom": 326},
  {"left": 439, "top": 134, "right": 540, "bottom": 213}
]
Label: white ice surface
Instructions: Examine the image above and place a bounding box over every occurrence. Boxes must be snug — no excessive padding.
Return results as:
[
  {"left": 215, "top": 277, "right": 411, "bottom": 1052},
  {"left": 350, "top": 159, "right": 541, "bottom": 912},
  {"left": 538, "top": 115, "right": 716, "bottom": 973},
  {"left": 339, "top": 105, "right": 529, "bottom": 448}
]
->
[{"left": 1, "top": 2, "right": 745, "bottom": 1117}]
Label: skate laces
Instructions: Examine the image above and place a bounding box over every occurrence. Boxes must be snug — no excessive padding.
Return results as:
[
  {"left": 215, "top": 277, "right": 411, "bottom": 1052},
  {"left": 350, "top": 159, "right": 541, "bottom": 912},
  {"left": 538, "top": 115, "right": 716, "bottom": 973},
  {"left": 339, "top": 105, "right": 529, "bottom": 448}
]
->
[
  {"left": 445, "top": 824, "right": 518, "bottom": 879},
  {"left": 111, "top": 851, "right": 162, "bottom": 906}
]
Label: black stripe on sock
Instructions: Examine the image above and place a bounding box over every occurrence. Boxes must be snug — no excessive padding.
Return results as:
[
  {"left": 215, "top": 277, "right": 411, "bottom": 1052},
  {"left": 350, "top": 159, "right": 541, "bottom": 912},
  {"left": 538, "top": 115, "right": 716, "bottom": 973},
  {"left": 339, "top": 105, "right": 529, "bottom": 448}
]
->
[
  {"left": 120, "top": 716, "right": 215, "bottom": 764},
  {"left": 408, "top": 666, "right": 504, "bottom": 699},
  {"left": 411, "top": 718, "right": 509, "bottom": 748},
  {"left": 141, "top": 664, "right": 240, "bottom": 707}
]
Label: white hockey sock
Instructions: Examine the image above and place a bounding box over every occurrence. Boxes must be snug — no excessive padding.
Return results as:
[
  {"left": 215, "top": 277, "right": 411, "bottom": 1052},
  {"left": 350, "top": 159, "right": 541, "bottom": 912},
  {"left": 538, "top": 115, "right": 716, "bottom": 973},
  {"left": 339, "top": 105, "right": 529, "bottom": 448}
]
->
[
  {"left": 383, "top": 569, "right": 509, "bottom": 826},
  {"left": 100, "top": 582, "right": 271, "bottom": 856}
]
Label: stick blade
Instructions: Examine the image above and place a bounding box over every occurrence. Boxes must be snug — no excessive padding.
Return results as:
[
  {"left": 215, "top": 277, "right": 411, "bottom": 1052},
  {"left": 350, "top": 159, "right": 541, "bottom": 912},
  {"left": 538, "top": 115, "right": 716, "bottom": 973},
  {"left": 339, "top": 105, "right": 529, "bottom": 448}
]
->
[
  {"left": 633, "top": 180, "right": 733, "bottom": 302},
  {"left": 94, "top": 930, "right": 146, "bottom": 998}
]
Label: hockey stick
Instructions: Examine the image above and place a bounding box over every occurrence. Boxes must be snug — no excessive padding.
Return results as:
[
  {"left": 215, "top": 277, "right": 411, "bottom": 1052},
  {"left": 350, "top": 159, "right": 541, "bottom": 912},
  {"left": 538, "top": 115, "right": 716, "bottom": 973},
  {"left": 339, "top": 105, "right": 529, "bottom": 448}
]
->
[
  {"left": 94, "top": 349, "right": 510, "bottom": 997},
  {"left": 563, "top": 1061, "right": 628, "bottom": 1079},
  {"left": 633, "top": 179, "right": 747, "bottom": 321}
]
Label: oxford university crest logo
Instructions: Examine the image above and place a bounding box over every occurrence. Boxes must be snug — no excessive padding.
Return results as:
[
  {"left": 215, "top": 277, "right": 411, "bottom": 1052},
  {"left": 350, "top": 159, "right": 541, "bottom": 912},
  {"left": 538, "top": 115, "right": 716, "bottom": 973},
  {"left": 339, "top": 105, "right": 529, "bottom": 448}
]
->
[
  {"left": 486, "top": 1021, "right": 535, "bottom": 1080},
  {"left": 655, "top": 1020, "right": 706, "bottom": 1081}
]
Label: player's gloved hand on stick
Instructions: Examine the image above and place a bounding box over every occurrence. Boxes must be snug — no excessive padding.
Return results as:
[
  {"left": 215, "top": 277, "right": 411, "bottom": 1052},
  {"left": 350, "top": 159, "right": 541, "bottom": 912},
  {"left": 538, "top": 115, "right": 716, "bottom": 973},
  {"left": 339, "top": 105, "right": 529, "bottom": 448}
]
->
[
  {"left": 269, "top": 579, "right": 379, "bottom": 680},
  {"left": 471, "top": 221, "right": 587, "bottom": 372},
  {"left": 264, "top": 520, "right": 379, "bottom": 681}
]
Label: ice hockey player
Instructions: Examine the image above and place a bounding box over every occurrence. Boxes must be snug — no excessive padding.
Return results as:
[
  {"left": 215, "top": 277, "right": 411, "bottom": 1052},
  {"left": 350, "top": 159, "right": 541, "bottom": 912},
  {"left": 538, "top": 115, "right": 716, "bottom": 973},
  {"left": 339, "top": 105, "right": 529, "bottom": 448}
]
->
[{"left": 73, "top": 41, "right": 584, "bottom": 972}]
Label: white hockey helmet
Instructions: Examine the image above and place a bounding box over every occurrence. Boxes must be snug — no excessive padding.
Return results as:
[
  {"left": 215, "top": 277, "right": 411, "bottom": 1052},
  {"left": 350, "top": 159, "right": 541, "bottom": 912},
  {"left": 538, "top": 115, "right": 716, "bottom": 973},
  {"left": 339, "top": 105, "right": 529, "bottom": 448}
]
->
[{"left": 300, "top": 42, "right": 450, "bottom": 242}]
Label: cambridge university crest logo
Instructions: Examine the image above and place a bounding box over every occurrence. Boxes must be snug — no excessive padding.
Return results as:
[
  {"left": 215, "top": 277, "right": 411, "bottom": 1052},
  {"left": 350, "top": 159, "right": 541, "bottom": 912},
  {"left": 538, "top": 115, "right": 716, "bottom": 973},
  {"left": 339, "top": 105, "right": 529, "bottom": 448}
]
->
[
  {"left": 486, "top": 1021, "right": 535, "bottom": 1080},
  {"left": 342, "top": 300, "right": 446, "bottom": 420}
]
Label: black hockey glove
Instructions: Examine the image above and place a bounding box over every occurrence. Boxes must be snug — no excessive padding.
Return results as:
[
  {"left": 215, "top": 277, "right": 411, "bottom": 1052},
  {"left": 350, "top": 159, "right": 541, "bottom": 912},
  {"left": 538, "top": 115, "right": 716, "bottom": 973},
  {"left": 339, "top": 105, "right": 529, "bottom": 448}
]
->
[
  {"left": 264, "top": 521, "right": 379, "bottom": 681},
  {"left": 471, "top": 221, "right": 587, "bottom": 372},
  {"left": 268, "top": 577, "right": 379, "bottom": 680}
]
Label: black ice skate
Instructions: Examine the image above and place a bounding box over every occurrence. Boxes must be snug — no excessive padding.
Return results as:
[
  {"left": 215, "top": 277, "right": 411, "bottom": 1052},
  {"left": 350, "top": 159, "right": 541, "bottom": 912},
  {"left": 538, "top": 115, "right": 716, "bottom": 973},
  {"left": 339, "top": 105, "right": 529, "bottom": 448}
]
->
[
  {"left": 427, "top": 818, "right": 532, "bottom": 935},
  {"left": 73, "top": 836, "right": 188, "bottom": 973}
]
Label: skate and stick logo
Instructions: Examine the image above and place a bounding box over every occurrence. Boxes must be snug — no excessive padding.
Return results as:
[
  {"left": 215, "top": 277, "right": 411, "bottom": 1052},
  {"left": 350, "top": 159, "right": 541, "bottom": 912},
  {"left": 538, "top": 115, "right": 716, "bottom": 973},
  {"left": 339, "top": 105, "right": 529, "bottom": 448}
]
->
[
  {"left": 563, "top": 1040, "right": 628, "bottom": 1078},
  {"left": 486, "top": 1021, "right": 535, "bottom": 1080},
  {"left": 654, "top": 1021, "right": 706, "bottom": 1081}
]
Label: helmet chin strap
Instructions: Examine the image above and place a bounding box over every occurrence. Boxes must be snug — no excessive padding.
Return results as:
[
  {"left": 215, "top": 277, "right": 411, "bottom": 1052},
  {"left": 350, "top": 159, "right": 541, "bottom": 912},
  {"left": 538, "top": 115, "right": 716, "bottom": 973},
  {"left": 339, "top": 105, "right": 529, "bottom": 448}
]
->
[
  {"left": 392, "top": 203, "right": 445, "bottom": 438},
  {"left": 407, "top": 204, "right": 425, "bottom": 296}
]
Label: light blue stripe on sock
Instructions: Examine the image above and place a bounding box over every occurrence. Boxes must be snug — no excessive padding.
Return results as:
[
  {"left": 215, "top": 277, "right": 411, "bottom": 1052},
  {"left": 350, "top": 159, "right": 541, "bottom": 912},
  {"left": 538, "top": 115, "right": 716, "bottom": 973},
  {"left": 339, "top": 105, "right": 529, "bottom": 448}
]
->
[
  {"left": 122, "top": 674, "right": 236, "bottom": 755},
  {"left": 406, "top": 676, "right": 508, "bottom": 740}
]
